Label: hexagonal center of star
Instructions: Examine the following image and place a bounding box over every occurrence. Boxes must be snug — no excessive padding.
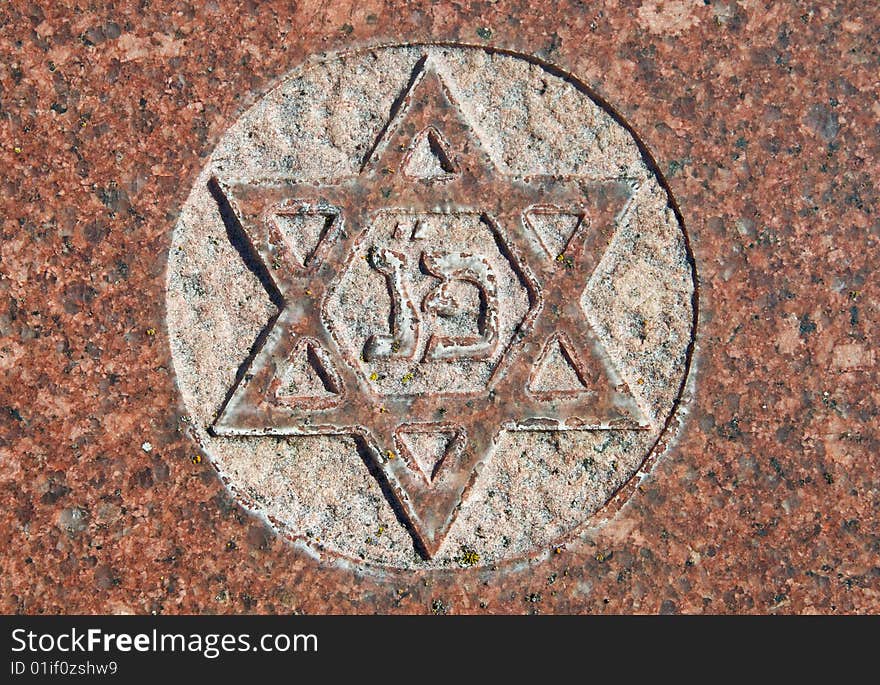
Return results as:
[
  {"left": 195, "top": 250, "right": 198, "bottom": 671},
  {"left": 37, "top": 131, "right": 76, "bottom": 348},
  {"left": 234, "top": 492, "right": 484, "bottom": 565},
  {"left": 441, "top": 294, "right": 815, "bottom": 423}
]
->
[{"left": 323, "top": 209, "right": 532, "bottom": 396}]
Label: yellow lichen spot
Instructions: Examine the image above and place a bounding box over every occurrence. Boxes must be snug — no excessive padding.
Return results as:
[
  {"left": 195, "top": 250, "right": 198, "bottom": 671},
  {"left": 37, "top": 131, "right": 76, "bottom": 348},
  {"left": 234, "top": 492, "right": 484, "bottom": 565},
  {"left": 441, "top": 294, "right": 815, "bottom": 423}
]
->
[
  {"left": 456, "top": 547, "right": 480, "bottom": 567},
  {"left": 305, "top": 289, "right": 313, "bottom": 296},
  {"left": 145, "top": 327, "right": 157, "bottom": 336},
  {"left": 191, "top": 454, "right": 202, "bottom": 465},
  {"left": 386, "top": 450, "right": 396, "bottom": 460},
  {"left": 595, "top": 551, "right": 607, "bottom": 562},
  {"left": 637, "top": 377, "right": 645, "bottom": 385},
  {"left": 369, "top": 372, "right": 379, "bottom": 381},
  {"left": 401, "top": 372, "right": 414, "bottom": 385},
  {"left": 13, "top": 146, "right": 22, "bottom": 154}
]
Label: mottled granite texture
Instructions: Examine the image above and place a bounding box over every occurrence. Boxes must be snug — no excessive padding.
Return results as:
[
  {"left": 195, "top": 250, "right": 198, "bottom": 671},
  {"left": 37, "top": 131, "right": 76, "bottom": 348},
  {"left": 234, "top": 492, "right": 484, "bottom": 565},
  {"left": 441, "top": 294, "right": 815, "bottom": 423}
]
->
[{"left": 1, "top": 0, "right": 877, "bottom": 614}]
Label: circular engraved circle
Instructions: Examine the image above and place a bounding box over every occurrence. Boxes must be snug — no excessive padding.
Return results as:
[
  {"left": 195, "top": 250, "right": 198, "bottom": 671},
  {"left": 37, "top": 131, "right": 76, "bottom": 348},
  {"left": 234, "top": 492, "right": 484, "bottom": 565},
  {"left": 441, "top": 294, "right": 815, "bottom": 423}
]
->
[{"left": 166, "top": 45, "right": 696, "bottom": 569}]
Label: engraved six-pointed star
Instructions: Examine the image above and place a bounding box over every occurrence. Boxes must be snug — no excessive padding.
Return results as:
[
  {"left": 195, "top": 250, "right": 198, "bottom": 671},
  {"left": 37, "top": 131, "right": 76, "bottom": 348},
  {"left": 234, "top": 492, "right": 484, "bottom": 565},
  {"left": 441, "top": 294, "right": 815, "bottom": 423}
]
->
[{"left": 209, "top": 54, "right": 649, "bottom": 559}]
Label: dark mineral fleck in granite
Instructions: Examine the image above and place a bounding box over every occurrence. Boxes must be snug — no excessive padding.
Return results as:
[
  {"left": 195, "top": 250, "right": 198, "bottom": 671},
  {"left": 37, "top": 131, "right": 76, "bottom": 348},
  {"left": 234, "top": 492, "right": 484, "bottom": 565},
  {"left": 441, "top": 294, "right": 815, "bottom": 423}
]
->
[{"left": 1, "top": 0, "right": 878, "bottom": 614}]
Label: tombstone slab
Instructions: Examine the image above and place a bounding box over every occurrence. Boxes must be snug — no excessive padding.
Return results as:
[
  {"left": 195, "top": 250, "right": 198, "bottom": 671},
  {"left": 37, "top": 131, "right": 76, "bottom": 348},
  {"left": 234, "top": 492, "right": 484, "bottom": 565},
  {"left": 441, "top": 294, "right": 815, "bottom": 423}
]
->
[{"left": 1, "top": 1, "right": 877, "bottom": 614}]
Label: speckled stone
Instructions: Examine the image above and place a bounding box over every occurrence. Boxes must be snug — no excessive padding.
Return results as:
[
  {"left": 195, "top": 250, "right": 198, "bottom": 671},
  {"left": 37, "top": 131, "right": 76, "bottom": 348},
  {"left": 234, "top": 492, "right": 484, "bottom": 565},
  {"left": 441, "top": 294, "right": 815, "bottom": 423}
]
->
[
  {"left": 1, "top": 0, "right": 878, "bottom": 614},
  {"left": 165, "top": 44, "right": 694, "bottom": 570}
]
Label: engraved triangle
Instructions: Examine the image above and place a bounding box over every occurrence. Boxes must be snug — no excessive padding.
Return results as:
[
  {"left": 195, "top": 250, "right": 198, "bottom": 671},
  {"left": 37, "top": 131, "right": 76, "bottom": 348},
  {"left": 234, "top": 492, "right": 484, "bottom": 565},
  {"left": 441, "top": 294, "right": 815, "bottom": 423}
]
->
[
  {"left": 271, "top": 210, "right": 336, "bottom": 268},
  {"left": 275, "top": 338, "right": 343, "bottom": 407},
  {"left": 523, "top": 207, "right": 583, "bottom": 259},
  {"left": 522, "top": 332, "right": 650, "bottom": 429},
  {"left": 361, "top": 55, "right": 494, "bottom": 177},
  {"left": 528, "top": 336, "right": 588, "bottom": 395},
  {"left": 402, "top": 127, "right": 458, "bottom": 180},
  {"left": 380, "top": 423, "right": 478, "bottom": 558},
  {"left": 395, "top": 427, "right": 455, "bottom": 484}
]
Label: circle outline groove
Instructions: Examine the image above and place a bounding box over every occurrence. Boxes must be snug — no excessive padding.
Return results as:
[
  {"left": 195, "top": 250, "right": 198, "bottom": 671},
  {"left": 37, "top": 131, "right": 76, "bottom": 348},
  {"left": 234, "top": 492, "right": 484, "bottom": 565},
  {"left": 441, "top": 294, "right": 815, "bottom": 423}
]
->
[{"left": 164, "top": 42, "right": 700, "bottom": 572}]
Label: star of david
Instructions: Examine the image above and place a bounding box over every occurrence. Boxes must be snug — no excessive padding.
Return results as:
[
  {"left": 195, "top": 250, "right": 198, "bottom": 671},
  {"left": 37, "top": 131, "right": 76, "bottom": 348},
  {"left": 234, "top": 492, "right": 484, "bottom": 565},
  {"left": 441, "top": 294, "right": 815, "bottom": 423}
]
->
[{"left": 209, "top": 54, "right": 650, "bottom": 558}]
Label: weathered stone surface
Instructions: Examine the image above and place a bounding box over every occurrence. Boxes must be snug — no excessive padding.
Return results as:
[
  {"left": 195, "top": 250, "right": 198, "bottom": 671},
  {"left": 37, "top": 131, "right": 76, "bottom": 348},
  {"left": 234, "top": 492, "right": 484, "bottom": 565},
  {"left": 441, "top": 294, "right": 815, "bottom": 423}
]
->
[
  {"left": 167, "top": 45, "right": 694, "bottom": 568},
  {"left": 1, "top": 1, "right": 877, "bottom": 613}
]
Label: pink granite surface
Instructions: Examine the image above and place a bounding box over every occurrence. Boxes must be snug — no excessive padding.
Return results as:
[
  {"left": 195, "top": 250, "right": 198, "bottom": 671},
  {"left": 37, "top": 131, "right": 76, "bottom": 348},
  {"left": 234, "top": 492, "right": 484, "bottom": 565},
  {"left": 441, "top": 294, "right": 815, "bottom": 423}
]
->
[{"left": 1, "top": 0, "right": 877, "bottom": 613}]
